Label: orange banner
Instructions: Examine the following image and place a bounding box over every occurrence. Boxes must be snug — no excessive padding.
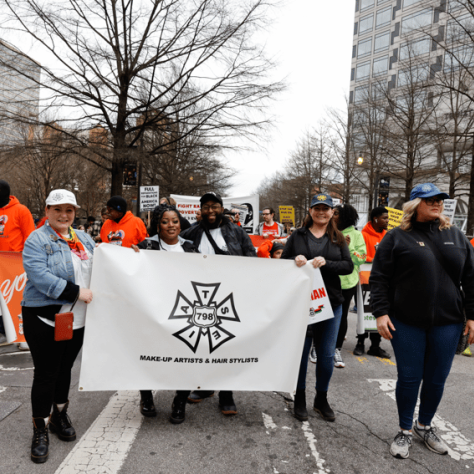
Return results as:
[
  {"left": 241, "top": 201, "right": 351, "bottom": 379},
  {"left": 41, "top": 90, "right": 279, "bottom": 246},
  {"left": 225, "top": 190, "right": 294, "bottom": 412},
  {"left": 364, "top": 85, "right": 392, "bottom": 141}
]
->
[
  {"left": 359, "top": 270, "right": 370, "bottom": 285},
  {"left": 0, "top": 252, "right": 27, "bottom": 343}
]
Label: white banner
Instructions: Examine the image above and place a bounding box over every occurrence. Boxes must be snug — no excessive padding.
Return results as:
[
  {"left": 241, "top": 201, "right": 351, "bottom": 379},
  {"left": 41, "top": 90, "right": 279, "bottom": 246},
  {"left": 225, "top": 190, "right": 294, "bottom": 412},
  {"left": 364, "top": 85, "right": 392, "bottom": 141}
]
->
[
  {"left": 309, "top": 267, "right": 334, "bottom": 324},
  {"left": 356, "top": 263, "right": 377, "bottom": 333},
  {"left": 79, "top": 245, "right": 312, "bottom": 392},
  {"left": 171, "top": 194, "right": 259, "bottom": 234}
]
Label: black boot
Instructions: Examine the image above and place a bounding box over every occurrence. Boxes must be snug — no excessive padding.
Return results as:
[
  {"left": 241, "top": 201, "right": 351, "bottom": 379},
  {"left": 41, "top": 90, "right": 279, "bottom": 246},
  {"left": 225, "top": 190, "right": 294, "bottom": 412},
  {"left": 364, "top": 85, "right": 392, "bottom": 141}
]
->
[
  {"left": 31, "top": 417, "right": 49, "bottom": 464},
  {"left": 169, "top": 395, "right": 186, "bottom": 424},
  {"left": 294, "top": 389, "right": 308, "bottom": 421},
  {"left": 218, "top": 391, "right": 237, "bottom": 416},
  {"left": 139, "top": 390, "right": 156, "bottom": 417},
  {"left": 313, "top": 391, "right": 335, "bottom": 422},
  {"left": 49, "top": 401, "right": 76, "bottom": 441}
]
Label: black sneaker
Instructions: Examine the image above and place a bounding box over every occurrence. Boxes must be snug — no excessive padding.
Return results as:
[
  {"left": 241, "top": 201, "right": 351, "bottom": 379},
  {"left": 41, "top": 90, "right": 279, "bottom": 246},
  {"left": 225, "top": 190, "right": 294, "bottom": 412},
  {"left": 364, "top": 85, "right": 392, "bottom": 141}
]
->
[
  {"left": 219, "top": 392, "right": 237, "bottom": 416},
  {"left": 367, "top": 346, "right": 391, "bottom": 359},
  {"left": 187, "top": 390, "right": 215, "bottom": 403},
  {"left": 353, "top": 343, "right": 365, "bottom": 356}
]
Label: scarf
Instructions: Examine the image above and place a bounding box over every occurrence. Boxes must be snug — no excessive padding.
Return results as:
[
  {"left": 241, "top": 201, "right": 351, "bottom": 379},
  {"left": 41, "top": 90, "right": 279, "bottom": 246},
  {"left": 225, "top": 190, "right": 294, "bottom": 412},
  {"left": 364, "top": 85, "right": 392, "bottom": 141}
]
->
[{"left": 55, "top": 227, "right": 89, "bottom": 260}]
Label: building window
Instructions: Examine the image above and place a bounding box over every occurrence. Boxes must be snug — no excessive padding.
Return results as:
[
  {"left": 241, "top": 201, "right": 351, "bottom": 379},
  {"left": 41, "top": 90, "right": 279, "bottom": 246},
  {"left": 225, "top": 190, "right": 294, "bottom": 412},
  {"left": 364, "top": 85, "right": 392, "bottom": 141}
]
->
[
  {"left": 373, "top": 56, "right": 389, "bottom": 77},
  {"left": 443, "top": 153, "right": 470, "bottom": 174},
  {"left": 354, "top": 85, "right": 370, "bottom": 103},
  {"left": 361, "top": 0, "right": 375, "bottom": 11},
  {"left": 360, "top": 14, "right": 374, "bottom": 35},
  {"left": 358, "top": 37, "right": 373, "bottom": 58},
  {"left": 398, "top": 63, "right": 429, "bottom": 86},
  {"left": 403, "top": 0, "right": 423, "bottom": 8},
  {"left": 447, "top": 15, "right": 474, "bottom": 43},
  {"left": 378, "top": 0, "right": 390, "bottom": 4},
  {"left": 356, "top": 61, "right": 371, "bottom": 81},
  {"left": 374, "top": 31, "right": 391, "bottom": 52},
  {"left": 401, "top": 8, "right": 432, "bottom": 35},
  {"left": 376, "top": 7, "right": 392, "bottom": 29},
  {"left": 400, "top": 37, "right": 431, "bottom": 60},
  {"left": 449, "top": 0, "right": 466, "bottom": 12},
  {"left": 444, "top": 46, "right": 474, "bottom": 71}
]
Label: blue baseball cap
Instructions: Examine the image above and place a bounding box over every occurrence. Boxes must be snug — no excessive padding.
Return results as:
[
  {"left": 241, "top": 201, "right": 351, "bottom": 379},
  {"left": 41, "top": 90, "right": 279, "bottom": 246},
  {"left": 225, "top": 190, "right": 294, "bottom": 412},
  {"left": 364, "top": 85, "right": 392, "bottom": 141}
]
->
[
  {"left": 410, "top": 183, "right": 449, "bottom": 201},
  {"left": 310, "top": 193, "right": 334, "bottom": 208}
]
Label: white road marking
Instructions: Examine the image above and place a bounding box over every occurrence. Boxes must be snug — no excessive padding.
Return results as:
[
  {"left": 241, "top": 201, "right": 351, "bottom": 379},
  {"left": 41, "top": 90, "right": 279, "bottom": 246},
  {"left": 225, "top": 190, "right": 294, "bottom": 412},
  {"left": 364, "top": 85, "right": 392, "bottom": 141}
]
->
[
  {"left": 301, "top": 421, "right": 330, "bottom": 474},
  {"left": 369, "top": 379, "right": 474, "bottom": 461},
  {"left": 262, "top": 412, "right": 277, "bottom": 430},
  {"left": 0, "top": 364, "right": 33, "bottom": 371},
  {"left": 0, "top": 386, "right": 6, "bottom": 394},
  {"left": 54, "top": 391, "right": 143, "bottom": 474}
]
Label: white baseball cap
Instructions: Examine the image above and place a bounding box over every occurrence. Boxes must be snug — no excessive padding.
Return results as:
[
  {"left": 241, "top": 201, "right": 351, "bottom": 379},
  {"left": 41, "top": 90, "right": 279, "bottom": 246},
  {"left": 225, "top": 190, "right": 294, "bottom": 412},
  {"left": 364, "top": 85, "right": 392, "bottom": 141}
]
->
[{"left": 45, "top": 189, "right": 81, "bottom": 208}]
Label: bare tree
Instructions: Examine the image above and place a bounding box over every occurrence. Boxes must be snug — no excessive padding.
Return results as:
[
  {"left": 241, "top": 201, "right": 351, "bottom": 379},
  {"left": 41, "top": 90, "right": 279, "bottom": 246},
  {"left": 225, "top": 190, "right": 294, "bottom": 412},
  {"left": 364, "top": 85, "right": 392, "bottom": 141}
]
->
[{"left": 2, "top": 0, "right": 284, "bottom": 196}]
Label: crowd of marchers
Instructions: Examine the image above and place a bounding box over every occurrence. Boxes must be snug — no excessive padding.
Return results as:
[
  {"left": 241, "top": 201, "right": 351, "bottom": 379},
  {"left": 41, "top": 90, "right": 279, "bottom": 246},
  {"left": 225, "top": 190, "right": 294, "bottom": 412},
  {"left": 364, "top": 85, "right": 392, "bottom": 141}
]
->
[{"left": 0, "top": 177, "right": 473, "bottom": 464}]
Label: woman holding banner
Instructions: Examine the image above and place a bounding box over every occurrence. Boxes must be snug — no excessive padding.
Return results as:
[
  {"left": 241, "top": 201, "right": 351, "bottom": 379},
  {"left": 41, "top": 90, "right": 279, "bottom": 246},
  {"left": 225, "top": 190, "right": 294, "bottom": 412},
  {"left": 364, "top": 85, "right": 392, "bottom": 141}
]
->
[
  {"left": 370, "top": 183, "right": 474, "bottom": 460},
  {"left": 282, "top": 193, "right": 353, "bottom": 422},
  {"left": 132, "top": 203, "right": 198, "bottom": 424},
  {"left": 21, "top": 189, "right": 95, "bottom": 464}
]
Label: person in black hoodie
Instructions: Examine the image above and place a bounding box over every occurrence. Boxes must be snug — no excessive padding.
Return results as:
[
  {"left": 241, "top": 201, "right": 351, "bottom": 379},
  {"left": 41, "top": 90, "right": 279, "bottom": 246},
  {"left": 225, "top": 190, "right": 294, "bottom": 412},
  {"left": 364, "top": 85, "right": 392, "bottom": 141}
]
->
[
  {"left": 370, "top": 183, "right": 474, "bottom": 460},
  {"left": 180, "top": 192, "right": 256, "bottom": 415},
  {"left": 132, "top": 203, "right": 198, "bottom": 424},
  {"left": 281, "top": 193, "right": 353, "bottom": 423}
]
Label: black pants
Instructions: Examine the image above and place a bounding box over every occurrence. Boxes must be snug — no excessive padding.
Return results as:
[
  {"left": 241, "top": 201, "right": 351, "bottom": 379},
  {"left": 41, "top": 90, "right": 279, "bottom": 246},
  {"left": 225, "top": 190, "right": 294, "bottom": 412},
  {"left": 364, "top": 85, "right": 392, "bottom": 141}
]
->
[
  {"left": 336, "top": 286, "right": 358, "bottom": 350},
  {"left": 23, "top": 307, "right": 84, "bottom": 418},
  {"left": 140, "top": 390, "right": 190, "bottom": 401}
]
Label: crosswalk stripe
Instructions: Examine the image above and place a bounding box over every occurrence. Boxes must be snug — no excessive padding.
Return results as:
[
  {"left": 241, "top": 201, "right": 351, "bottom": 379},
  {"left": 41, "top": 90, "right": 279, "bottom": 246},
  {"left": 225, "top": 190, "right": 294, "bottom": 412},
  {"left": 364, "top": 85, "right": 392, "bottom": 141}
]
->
[{"left": 55, "top": 391, "right": 143, "bottom": 474}]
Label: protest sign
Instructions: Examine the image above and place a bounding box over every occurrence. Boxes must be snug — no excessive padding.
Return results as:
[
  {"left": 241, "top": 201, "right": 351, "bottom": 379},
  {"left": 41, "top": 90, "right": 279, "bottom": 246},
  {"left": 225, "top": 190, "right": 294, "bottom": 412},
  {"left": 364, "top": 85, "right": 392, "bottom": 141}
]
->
[
  {"left": 356, "top": 263, "right": 377, "bottom": 333},
  {"left": 278, "top": 206, "right": 295, "bottom": 226},
  {"left": 79, "top": 245, "right": 312, "bottom": 392},
  {"left": 309, "top": 267, "right": 334, "bottom": 324},
  {"left": 139, "top": 186, "right": 159, "bottom": 212},
  {"left": 386, "top": 207, "right": 403, "bottom": 231},
  {"left": 172, "top": 194, "right": 259, "bottom": 234},
  {"left": 443, "top": 199, "right": 457, "bottom": 223},
  {"left": 0, "top": 252, "right": 27, "bottom": 343}
]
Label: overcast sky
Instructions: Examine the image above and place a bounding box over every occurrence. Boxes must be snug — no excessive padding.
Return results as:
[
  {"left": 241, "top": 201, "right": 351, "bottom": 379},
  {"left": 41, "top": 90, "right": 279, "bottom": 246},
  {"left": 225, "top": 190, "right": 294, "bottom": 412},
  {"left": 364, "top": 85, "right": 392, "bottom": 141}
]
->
[{"left": 228, "top": 1, "right": 355, "bottom": 196}]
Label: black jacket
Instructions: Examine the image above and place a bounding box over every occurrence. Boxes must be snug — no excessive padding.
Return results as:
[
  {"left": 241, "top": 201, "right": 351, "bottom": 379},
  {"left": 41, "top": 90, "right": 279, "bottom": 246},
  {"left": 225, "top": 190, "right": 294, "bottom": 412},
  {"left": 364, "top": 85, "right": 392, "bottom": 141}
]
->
[
  {"left": 281, "top": 226, "right": 353, "bottom": 308},
  {"left": 137, "top": 235, "right": 199, "bottom": 253},
  {"left": 180, "top": 216, "right": 256, "bottom": 257},
  {"left": 370, "top": 220, "right": 474, "bottom": 327}
]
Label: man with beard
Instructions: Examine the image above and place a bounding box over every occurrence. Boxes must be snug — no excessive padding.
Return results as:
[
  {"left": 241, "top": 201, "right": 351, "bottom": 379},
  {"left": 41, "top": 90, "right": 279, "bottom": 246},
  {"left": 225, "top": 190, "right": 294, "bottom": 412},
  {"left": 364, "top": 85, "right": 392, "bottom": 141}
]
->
[{"left": 180, "top": 192, "right": 256, "bottom": 415}]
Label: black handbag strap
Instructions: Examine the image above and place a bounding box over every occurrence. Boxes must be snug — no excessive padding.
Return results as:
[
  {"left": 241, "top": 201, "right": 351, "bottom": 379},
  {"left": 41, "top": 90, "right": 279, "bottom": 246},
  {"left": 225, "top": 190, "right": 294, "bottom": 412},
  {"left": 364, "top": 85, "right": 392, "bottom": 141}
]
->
[{"left": 202, "top": 225, "right": 229, "bottom": 255}]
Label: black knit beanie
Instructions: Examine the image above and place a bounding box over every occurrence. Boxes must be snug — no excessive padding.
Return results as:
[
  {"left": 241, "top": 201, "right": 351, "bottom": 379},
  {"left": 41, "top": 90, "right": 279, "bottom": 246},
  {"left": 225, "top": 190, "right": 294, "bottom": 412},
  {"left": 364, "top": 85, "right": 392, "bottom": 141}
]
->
[
  {"left": 107, "top": 196, "right": 127, "bottom": 213},
  {"left": 270, "top": 241, "right": 284, "bottom": 257},
  {"left": 0, "top": 180, "right": 10, "bottom": 208}
]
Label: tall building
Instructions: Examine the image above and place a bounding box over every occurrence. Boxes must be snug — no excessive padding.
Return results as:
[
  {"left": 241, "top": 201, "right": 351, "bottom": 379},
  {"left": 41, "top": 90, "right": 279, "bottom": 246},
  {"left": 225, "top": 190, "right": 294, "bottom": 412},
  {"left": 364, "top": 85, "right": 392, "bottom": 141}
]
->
[
  {"left": 0, "top": 39, "right": 40, "bottom": 146},
  {"left": 348, "top": 0, "right": 473, "bottom": 230}
]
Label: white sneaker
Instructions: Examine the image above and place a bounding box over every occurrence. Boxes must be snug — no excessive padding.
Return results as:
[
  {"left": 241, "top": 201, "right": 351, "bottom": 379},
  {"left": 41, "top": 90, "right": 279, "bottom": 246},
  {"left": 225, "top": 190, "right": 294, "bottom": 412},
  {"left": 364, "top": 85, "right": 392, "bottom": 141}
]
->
[
  {"left": 413, "top": 423, "right": 448, "bottom": 455},
  {"left": 17, "top": 342, "right": 30, "bottom": 351},
  {"left": 334, "top": 348, "right": 345, "bottom": 368},
  {"left": 390, "top": 430, "right": 412, "bottom": 459},
  {"left": 309, "top": 347, "right": 317, "bottom": 364}
]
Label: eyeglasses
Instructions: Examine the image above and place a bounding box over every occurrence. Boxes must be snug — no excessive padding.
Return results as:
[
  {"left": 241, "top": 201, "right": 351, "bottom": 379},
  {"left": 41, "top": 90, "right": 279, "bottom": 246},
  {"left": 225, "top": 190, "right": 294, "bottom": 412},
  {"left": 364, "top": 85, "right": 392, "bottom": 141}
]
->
[
  {"left": 202, "top": 204, "right": 221, "bottom": 212},
  {"left": 423, "top": 197, "right": 443, "bottom": 206},
  {"left": 262, "top": 213, "right": 271, "bottom": 216}
]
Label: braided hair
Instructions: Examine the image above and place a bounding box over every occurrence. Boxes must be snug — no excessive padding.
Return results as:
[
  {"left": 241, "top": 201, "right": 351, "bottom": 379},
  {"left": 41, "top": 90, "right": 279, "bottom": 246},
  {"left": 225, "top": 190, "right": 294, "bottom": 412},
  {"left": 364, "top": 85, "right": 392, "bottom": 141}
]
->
[{"left": 148, "top": 203, "right": 182, "bottom": 238}]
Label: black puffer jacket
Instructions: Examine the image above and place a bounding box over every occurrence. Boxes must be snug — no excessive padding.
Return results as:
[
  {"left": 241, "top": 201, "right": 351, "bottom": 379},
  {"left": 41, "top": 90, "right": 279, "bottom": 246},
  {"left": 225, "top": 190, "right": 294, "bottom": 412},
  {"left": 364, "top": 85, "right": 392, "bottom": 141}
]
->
[
  {"left": 137, "top": 235, "right": 199, "bottom": 253},
  {"left": 370, "top": 220, "right": 474, "bottom": 327},
  {"left": 281, "top": 226, "right": 353, "bottom": 308},
  {"left": 180, "top": 216, "right": 256, "bottom": 257}
]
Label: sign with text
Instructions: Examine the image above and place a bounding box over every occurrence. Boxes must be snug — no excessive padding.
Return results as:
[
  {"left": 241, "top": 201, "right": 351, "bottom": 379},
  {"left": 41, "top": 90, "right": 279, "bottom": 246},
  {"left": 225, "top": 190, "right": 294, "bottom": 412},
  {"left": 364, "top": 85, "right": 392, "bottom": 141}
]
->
[
  {"left": 356, "top": 263, "right": 377, "bottom": 333},
  {"left": 172, "top": 194, "right": 259, "bottom": 234},
  {"left": 443, "top": 199, "right": 458, "bottom": 223},
  {"left": 386, "top": 207, "right": 403, "bottom": 231},
  {"left": 309, "top": 266, "right": 334, "bottom": 324},
  {"left": 139, "top": 186, "right": 159, "bottom": 212},
  {"left": 0, "top": 252, "right": 27, "bottom": 343},
  {"left": 79, "top": 245, "right": 312, "bottom": 392},
  {"left": 279, "top": 206, "right": 295, "bottom": 225}
]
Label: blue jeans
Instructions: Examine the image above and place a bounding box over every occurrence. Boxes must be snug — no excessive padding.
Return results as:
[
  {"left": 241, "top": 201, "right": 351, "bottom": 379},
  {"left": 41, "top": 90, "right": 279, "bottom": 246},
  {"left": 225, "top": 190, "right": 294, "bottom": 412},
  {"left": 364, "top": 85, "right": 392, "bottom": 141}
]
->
[
  {"left": 297, "top": 304, "right": 343, "bottom": 392},
  {"left": 390, "top": 317, "right": 463, "bottom": 430}
]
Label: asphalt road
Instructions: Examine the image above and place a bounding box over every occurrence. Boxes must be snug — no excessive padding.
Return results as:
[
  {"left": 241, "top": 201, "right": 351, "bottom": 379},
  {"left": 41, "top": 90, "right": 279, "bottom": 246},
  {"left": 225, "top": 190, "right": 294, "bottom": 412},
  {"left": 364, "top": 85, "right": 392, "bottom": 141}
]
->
[{"left": 1, "top": 315, "right": 473, "bottom": 474}]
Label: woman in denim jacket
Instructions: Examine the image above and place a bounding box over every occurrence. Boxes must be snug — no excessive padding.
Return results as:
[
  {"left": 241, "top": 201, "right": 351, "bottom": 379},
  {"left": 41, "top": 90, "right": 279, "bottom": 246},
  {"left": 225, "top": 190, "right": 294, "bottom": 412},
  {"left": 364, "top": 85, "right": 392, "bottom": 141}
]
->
[{"left": 21, "top": 189, "right": 95, "bottom": 464}]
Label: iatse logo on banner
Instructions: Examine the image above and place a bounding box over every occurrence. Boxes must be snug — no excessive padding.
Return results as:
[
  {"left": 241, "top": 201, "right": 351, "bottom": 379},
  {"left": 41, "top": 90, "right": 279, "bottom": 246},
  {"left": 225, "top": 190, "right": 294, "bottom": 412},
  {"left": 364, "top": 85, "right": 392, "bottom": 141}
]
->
[{"left": 169, "top": 282, "right": 240, "bottom": 353}]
